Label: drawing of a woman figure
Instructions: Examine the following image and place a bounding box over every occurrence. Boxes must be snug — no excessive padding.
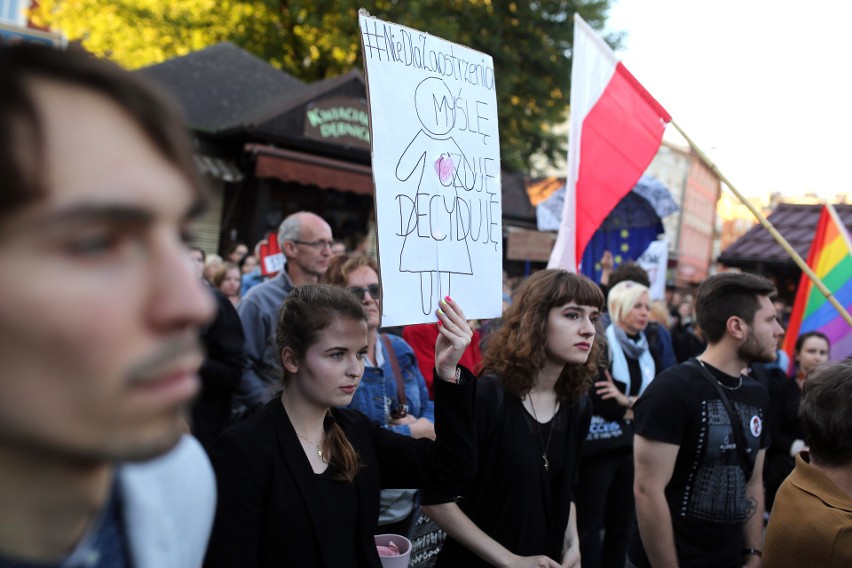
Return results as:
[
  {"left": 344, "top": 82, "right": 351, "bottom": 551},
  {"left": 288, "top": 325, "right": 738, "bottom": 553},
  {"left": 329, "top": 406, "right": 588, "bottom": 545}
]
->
[{"left": 396, "top": 77, "right": 474, "bottom": 315}]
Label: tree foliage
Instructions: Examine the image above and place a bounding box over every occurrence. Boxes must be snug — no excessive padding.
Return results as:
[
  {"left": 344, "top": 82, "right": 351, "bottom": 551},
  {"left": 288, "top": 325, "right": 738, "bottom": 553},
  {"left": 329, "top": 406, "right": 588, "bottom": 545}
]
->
[{"left": 32, "top": 0, "right": 617, "bottom": 172}]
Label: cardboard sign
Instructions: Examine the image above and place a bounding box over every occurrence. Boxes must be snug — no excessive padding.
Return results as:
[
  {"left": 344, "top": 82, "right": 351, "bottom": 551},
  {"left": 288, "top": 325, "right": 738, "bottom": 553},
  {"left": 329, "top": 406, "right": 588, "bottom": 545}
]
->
[
  {"left": 359, "top": 12, "right": 503, "bottom": 326},
  {"left": 506, "top": 230, "right": 557, "bottom": 262},
  {"left": 637, "top": 239, "right": 668, "bottom": 301},
  {"left": 258, "top": 232, "right": 284, "bottom": 277}
]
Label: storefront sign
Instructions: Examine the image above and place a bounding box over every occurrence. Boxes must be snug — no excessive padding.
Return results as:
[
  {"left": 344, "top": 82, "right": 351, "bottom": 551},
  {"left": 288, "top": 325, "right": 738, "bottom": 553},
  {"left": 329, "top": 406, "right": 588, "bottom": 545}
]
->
[{"left": 303, "top": 96, "right": 370, "bottom": 150}]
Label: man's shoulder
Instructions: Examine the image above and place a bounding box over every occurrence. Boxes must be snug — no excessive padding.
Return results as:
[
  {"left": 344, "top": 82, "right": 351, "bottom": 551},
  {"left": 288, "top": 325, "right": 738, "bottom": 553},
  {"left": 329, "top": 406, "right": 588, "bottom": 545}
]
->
[
  {"left": 239, "top": 274, "right": 290, "bottom": 310},
  {"left": 648, "top": 361, "right": 701, "bottom": 389}
]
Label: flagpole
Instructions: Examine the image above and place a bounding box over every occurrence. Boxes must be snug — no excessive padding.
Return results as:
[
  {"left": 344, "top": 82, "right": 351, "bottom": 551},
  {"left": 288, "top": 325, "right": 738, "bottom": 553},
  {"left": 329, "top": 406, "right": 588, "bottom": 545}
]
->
[{"left": 669, "top": 119, "right": 852, "bottom": 328}]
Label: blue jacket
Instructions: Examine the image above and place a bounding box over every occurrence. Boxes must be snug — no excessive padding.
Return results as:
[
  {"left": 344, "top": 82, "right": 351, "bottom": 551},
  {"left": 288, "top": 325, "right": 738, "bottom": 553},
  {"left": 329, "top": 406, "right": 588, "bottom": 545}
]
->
[{"left": 346, "top": 333, "right": 434, "bottom": 436}]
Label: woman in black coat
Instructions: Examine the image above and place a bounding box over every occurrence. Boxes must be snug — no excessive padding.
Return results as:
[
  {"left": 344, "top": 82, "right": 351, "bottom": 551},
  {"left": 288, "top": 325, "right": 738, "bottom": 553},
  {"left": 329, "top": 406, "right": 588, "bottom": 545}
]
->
[{"left": 203, "top": 285, "right": 477, "bottom": 567}]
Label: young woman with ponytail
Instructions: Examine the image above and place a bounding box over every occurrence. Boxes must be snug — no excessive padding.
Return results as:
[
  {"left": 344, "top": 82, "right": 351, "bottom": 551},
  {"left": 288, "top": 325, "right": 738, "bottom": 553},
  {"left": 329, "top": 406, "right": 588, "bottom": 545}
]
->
[{"left": 204, "top": 284, "right": 477, "bottom": 567}]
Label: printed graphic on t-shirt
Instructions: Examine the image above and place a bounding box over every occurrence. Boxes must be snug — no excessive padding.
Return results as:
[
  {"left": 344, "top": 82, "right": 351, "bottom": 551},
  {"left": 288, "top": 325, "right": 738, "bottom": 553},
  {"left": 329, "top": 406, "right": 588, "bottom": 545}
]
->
[
  {"left": 749, "top": 415, "right": 762, "bottom": 438},
  {"left": 586, "top": 415, "right": 623, "bottom": 441},
  {"left": 681, "top": 399, "right": 761, "bottom": 524}
]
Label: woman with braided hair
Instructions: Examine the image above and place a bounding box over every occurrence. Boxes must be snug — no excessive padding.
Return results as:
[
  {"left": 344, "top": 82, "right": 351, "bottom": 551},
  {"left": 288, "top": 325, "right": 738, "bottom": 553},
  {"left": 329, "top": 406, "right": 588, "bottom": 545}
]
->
[{"left": 205, "top": 284, "right": 477, "bottom": 567}]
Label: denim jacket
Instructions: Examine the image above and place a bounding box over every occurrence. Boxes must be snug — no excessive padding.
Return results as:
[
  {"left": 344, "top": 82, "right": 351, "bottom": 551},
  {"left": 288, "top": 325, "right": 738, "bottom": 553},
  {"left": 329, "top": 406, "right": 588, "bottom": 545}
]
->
[
  {"left": 346, "top": 333, "right": 434, "bottom": 435},
  {"left": 346, "top": 333, "right": 435, "bottom": 526}
]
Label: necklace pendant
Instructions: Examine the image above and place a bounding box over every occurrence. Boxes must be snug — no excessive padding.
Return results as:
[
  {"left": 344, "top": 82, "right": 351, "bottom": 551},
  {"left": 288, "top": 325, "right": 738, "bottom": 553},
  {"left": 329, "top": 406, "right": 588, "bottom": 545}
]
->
[
  {"left": 317, "top": 449, "right": 323, "bottom": 459},
  {"left": 543, "top": 454, "right": 549, "bottom": 471}
]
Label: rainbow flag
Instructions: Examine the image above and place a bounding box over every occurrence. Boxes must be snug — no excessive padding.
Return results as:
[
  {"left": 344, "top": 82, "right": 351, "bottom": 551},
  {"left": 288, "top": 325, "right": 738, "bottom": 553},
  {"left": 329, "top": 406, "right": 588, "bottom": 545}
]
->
[{"left": 783, "top": 204, "right": 852, "bottom": 363}]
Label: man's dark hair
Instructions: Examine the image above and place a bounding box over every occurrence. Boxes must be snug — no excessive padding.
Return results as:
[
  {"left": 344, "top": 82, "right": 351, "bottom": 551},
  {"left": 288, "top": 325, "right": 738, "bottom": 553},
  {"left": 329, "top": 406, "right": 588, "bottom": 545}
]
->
[
  {"left": 609, "top": 261, "right": 650, "bottom": 289},
  {"left": 694, "top": 273, "right": 776, "bottom": 344},
  {"left": 0, "top": 43, "right": 205, "bottom": 222},
  {"left": 799, "top": 359, "right": 852, "bottom": 467}
]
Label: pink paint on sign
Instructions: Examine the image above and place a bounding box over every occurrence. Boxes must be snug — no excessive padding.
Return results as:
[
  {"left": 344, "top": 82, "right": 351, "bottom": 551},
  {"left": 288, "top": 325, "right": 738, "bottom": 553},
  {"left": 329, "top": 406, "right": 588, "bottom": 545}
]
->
[{"left": 434, "top": 154, "right": 454, "bottom": 184}]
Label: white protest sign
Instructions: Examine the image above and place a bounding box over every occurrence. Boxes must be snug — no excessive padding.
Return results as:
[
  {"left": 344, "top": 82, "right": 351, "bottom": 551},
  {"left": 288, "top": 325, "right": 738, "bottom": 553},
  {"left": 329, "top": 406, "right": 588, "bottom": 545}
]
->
[
  {"left": 359, "top": 12, "right": 502, "bottom": 326},
  {"left": 637, "top": 239, "right": 668, "bottom": 301}
]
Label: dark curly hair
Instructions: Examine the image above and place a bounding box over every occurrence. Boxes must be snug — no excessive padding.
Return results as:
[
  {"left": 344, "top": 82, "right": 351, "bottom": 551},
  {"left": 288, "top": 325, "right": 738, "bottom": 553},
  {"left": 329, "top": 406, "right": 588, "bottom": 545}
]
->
[{"left": 481, "top": 269, "right": 605, "bottom": 402}]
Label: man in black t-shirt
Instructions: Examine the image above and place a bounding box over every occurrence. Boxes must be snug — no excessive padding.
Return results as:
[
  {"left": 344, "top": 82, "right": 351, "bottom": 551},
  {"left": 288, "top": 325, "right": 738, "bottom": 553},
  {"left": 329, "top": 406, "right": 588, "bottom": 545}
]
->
[{"left": 630, "top": 273, "right": 783, "bottom": 568}]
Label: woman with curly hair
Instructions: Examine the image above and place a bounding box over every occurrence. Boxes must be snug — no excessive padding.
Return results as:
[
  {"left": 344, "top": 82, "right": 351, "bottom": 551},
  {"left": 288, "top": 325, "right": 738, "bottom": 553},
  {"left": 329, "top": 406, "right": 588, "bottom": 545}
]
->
[{"left": 422, "top": 269, "right": 604, "bottom": 568}]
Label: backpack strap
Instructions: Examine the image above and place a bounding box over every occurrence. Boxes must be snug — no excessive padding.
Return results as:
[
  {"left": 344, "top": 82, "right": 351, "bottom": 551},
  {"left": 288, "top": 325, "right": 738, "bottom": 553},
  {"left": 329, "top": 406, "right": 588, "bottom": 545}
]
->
[{"left": 686, "top": 359, "right": 753, "bottom": 480}]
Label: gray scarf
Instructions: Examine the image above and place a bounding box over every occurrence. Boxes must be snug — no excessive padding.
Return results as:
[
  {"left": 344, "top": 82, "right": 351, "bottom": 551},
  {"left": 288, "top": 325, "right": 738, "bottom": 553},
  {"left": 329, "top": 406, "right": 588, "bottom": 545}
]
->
[{"left": 612, "top": 325, "right": 649, "bottom": 360}]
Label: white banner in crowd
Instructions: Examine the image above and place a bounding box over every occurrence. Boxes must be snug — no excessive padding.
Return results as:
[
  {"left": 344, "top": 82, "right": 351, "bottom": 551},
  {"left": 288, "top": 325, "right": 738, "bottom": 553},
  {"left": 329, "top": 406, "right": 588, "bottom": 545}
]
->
[
  {"left": 637, "top": 239, "right": 668, "bottom": 301},
  {"left": 359, "top": 12, "right": 503, "bottom": 326}
]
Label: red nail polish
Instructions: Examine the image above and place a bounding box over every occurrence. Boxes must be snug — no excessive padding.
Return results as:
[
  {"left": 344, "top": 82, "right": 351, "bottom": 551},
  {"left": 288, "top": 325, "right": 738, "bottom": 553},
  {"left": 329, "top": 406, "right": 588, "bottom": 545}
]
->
[
  {"left": 437, "top": 320, "right": 443, "bottom": 327},
  {"left": 445, "top": 296, "right": 452, "bottom": 302}
]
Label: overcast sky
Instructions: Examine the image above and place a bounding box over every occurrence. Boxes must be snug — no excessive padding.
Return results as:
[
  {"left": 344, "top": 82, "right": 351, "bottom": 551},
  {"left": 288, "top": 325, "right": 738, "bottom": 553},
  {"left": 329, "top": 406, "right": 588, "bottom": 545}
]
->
[{"left": 603, "top": 0, "right": 852, "bottom": 199}]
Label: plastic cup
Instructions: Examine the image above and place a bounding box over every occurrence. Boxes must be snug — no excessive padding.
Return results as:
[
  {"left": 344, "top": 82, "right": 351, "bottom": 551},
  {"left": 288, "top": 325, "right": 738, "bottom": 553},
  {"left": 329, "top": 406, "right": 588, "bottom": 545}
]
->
[{"left": 374, "top": 533, "right": 412, "bottom": 568}]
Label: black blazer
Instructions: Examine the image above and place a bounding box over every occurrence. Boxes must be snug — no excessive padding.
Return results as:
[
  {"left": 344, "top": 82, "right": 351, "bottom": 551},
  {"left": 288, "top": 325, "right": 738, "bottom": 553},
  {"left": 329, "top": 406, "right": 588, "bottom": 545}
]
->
[{"left": 204, "top": 371, "right": 476, "bottom": 568}]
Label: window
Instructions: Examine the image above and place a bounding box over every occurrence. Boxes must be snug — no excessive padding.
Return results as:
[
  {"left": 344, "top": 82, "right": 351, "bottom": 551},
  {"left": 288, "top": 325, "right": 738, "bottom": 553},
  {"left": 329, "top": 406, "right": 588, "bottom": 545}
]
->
[{"left": 0, "top": 0, "right": 26, "bottom": 25}]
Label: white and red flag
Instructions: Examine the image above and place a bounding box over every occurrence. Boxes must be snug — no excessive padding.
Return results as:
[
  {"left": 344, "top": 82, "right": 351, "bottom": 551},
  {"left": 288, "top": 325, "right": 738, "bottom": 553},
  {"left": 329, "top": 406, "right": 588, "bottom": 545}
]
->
[{"left": 548, "top": 15, "right": 671, "bottom": 271}]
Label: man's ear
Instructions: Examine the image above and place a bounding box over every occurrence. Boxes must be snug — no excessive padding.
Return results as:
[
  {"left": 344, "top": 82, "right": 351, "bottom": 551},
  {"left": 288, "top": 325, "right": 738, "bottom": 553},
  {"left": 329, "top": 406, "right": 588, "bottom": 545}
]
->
[
  {"left": 281, "top": 347, "right": 299, "bottom": 374},
  {"left": 726, "top": 316, "right": 747, "bottom": 340},
  {"left": 281, "top": 239, "right": 298, "bottom": 257}
]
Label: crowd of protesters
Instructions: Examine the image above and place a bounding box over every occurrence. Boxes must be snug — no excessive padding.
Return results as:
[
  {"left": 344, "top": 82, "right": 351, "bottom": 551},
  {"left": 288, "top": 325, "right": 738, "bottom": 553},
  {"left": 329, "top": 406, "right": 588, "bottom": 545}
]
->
[{"left": 2, "top": 42, "right": 850, "bottom": 568}]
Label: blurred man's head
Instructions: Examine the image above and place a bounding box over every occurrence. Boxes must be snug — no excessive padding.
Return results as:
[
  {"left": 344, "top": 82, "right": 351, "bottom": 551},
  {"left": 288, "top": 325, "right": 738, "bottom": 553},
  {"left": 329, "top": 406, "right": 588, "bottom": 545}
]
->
[
  {"left": 799, "top": 359, "right": 852, "bottom": 468},
  {"left": 277, "top": 211, "right": 333, "bottom": 285},
  {"left": 0, "top": 44, "right": 215, "bottom": 464}
]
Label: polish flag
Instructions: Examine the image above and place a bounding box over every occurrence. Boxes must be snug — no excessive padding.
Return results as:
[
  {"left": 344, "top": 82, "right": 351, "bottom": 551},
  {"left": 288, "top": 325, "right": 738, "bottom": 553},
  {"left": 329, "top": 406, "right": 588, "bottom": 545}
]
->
[{"left": 548, "top": 15, "right": 671, "bottom": 271}]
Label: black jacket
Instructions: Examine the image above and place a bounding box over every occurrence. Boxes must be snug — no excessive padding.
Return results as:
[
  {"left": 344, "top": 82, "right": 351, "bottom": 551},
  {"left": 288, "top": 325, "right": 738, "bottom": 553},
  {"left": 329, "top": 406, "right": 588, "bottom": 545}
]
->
[
  {"left": 204, "top": 371, "right": 477, "bottom": 568},
  {"left": 192, "top": 289, "right": 244, "bottom": 449}
]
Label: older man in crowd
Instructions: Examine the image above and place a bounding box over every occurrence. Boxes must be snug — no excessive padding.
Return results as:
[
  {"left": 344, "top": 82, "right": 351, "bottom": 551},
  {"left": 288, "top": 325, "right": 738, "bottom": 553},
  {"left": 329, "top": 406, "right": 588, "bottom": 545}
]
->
[{"left": 236, "top": 211, "right": 333, "bottom": 409}]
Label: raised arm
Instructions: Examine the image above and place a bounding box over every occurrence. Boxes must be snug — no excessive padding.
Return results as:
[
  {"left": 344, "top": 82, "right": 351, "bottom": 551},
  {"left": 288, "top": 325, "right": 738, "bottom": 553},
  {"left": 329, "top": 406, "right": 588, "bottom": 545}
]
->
[
  {"left": 634, "top": 434, "right": 680, "bottom": 568},
  {"left": 373, "top": 297, "right": 476, "bottom": 491}
]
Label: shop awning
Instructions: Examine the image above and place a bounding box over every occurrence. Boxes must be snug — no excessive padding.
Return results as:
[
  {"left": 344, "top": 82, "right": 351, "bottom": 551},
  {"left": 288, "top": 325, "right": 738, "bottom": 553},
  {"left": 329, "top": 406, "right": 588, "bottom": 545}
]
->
[{"left": 245, "top": 143, "right": 373, "bottom": 196}]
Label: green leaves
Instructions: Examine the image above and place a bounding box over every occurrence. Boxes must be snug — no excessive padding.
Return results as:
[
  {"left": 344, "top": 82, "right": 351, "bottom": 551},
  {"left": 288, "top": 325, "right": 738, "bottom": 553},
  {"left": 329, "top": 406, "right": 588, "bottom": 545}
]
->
[{"left": 32, "top": 0, "right": 616, "bottom": 173}]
